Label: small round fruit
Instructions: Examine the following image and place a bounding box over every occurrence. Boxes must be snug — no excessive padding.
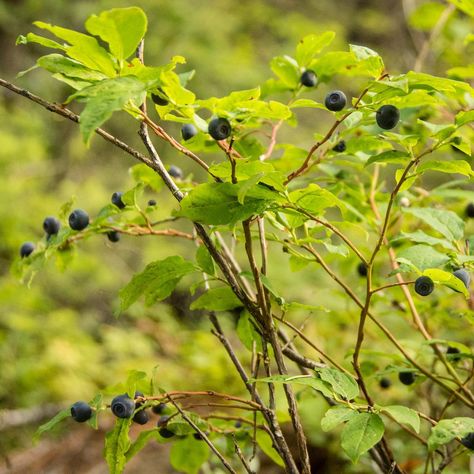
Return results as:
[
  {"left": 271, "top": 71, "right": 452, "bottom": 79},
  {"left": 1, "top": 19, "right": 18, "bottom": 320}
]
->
[
  {"left": 357, "top": 262, "right": 368, "bottom": 277},
  {"left": 151, "top": 89, "right": 169, "bottom": 106},
  {"left": 157, "top": 415, "right": 170, "bottom": 427},
  {"left": 300, "top": 70, "right": 317, "bottom": 87},
  {"left": 133, "top": 409, "right": 149, "bottom": 425},
  {"left": 398, "top": 371, "right": 416, "bottom": 386},
  {"left": 333, "top": 140, "right": 346, "bottom": 153},
  {"left": 234, "top": 420, "right": 242, "bottom": 428},
  {"left": 181, "top": 123, "right": 198, "bottom": 141},
  {"left": 68, "top": 209, "right": 89, "bottom": 231},
  {"left": 152, "top": 403, "right": 167, "bottom": 415},
  {"left": 414, "top": 276, "right": 434, "bottom": 296},
  {"left": 379, "top": 378, "right": 391, "bottom": 389},
  {"left": 461, "top": 432, "right": 474, "bottom": 450},
  {"left": 111, "top": 394, "right": 135, "bottom": 419},
  {"left": 453, "top": 268, "right": 470, "bottom": 289},
  {"left": 147, "top": 199, "right": 157, "bottom": 207},
  {"left": 71, "top": 401, "right": 92, "bottom": 423},
  {"left": 134, "top": 391, "right": 145, "bottom": 408},
  {"left": 325, "top": 91, "right": 346, "bottom": 112},
  {"left": 111, "top": 192, "right": 126, "bottom": 209},
  {"left": 447, "top": 346, "right": 461, "bottom": 362},
  {"left": 107, "top": 231, "right": 120, "bottom": 243},
  {"left": 159, "top": 427, "right": 175, "bottom": 439},
  {"left": 208, "top": 118, "right": 232, "bottom": 140},
  {"left": 168, "top": 165, "right": 183, "bottom": 179},
  {"left": 43, "top": 216, "right": 61, "bottom": 236},
  {"left": 376, "top": 105, "right": 400, "bottom": 130},
  {"left": 465, "top": 203, "right": 474, "bottom": 218},
  {"left": 20, "top": 242, "right": 35, "bottom": 258}
]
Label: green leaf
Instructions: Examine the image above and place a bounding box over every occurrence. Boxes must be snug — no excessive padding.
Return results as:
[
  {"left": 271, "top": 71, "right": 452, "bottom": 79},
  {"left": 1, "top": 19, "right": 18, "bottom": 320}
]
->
[
  {"left": 87, "top": 393, "right": 103, "bottom": 430},
  {"left": 349, "top": 44, "right": 384, "bottom": 77},
  {"left": 178, "top": 182, "right": 280, "bottom": 225},
  {"left": 170, "top": 436, "right": 210, "bottom": 474},
  {"left": 321, "top": 406, "right": 357, "bottom": 432},
  {"left": 296, "top": 32, "right": 335, "bottom": 67},
  {"left": 125, "top": 370, "right": 147, "bottom": 398},
  {"left": 190, "top": 287, "right": 242, "bottom": 311},
  {"left": 236, "top": 311, "right": 262, "bottom": 351},
  {"left": 455, "top": 110, "right": 474, "bottom": 127},
  {"left": 395, "top": 230, "right": 455, "bottom": 251},
  {"left": 69, "top": 76, "right": 146, "bottom": 144},
  {"left": 289, "top": 98, "right": 326, "bottom": 109},
  {"left": 16, "top": 32, "right": 67, "bottom": 51},
  {"left": 36, "top": 54, "right": 107, "bottom": 81},
  {"left": 402, "top": 207, "right": 465, "bottom": 242},
  {"left": 252, "top": 374, "right": 333, "bottom": 397},
  {"left": 397, "top": 245, "right": 450, "bottom": 271},
  {"left": 104, "top": 418, "right": 133, "bottom": 474},
  {"left": 423, "top": 268, "right": 470, "bottom": 297},
  {"left": 270, "top": 55, "right": 300, "bottom": 88},
  {"left": 341, "top": 413, "right": 385, "bottom": 463},
  {"left": 119, "top": 256, "right": 196, "bottom": 312},
  {"left": 409, "top": 2, "right": 446, "bottom": 31},
  {"left": 125, "top": 429, "right": 162, "bottom": 461},
  {"left": 256, "top": 430, "right": 285, "bottom": 467},
  {"left": 85, "top": 7, "right": 147, "bottom": 61},
  {"left": 33, "top": 21, "right": 116, "bottom": 76},
  {"left": 428, "top": 417, "right": 474, "bottom": 451},
  {"left": 446, "top": 0, "right": 474, "bottom": 17},
  {"left": 317, "top": 367, "right": 359, "bottom": 400},
  {"left": 381, "top": 405, "right": 420, "bottom": 433},
  {"left": 365, "top": 150, "right": 410, "bottom": 167},
  {"left": 167, "top": 413, "right": 208, "bottom": 435},
  {"left": 195, "top": 245, "right": 215, "bottom": 276},
  {"left": 290, "top": 184, "right": 344, "bottom": 215},
  {"left": 418, "top": 160, "right": 473, "bottom": 177},
  {"left": 35, "top": 408, "right": 70, "bottom": 440}
]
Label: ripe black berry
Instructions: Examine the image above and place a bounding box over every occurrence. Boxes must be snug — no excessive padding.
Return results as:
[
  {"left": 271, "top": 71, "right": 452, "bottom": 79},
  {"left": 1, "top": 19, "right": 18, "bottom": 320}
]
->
[
  {"left": 234, "top": 420, "right": 242, "bottom": 428},
  {"left": 414, "top": 276, "right": 434, "bottom": 296},
  {"left": 300, "top": 70, "right": 317, "bottom": 87},
  {"left": 181, "top": 123, "right": 198, "bottom": 141},
  {"left": 70, "top": 401, "right": 92, "bottom": 423},
  {"left": 447, "top": 346, "right": 461, "bottom": 362},
  {"left": 159, "top": 427, "right": 175, "bottom": 438},
  {"left": 168, "top": 165, "right": 183, "bottom": 179},
  {"left": 453, "top": 269, "right": 470, "bottom": 289},
  {"left": 465, "top": 203, "right": 474, "bottom": 218},
  {"left": 107, "top": 231, "right": 120, "bottom": 243},
  {"left": 43, "top": 217, "right": 61, "bottom": 236},
  {"left": 325, "top": 91, "right": 346, "bottom": 112},
  {"left": 20, "top": 242, "right": 35, "bottom": 258},
  {"left": 357, "top": 262, "right": 368, "bottom": 277},
  {"left": 333, "top": 140, "right": 346, "bottom": 153},
  {"left": 208, "top": 118, "right": 232, "bottom": 140},
  {"left": 147, "top": 199, "right": 157, "bottom": 207},
  {"left": 379, "top": 378, "right": 391, "bottom": 389},
  {"left": 111, "top": 192, "right": 126, "bottom": 209},
  {"left": 376, "top": 105, "right": 400, "bottom": 130},
  {"left": 151, "top": 89, "right": 169, "bottom": 106},
  {"left": 133, "top": 409, "right": 149, "bottom": 425},
  {"left": 152, "top": 403, "right": 167, "bottom": 415},
  {"left": 461, "top": 432, "right": 474, "bottom": 450},
  {"left": 111, "top": 394, "right": 135, "bottom": 419},
  {"left": 398, "top": 371, "right": 416, "bottom": 386},
  {"left": 157, "top": 415, "right": 170, "bottom": 427},
  {"left": 68, "top": 209, "right": 89, "bottom": 231}
]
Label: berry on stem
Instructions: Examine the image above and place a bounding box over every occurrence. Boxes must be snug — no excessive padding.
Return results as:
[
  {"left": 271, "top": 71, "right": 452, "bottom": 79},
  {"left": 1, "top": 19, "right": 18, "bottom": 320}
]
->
[
  {"left": 453, "top": 268, "right": 470, "bottom": 289},
  {"left": 152, "top": 403, "right": 167, "bottom": 415},
  {"left": 208, "top": 118, "right": 232, "bottom": 140},
  {"left": 20, "top": 242, "right": 35, "bottom": 258},
  {"left": 133, "top": 409, "right": 149, "bottom": 425},
  {"left": 151, "top": 89, "right": 169, "bottom": 106},
  {"left": 181, "top": 123, "right": 198, "bottom": 141},
  {"left": 148, "top": 199, "right": 157, "bottom": 207},
  {"left": 68, "top": 209, "right": 89, "bottom": 231},
  {"left": 461, "top": 432, "right": 474, "bottom": 450},
  {"left": 159, "top": 427, "right": 175, "bottom": 438},
  {"left": 43, "top": 216, "right": 61, "bottom": 236},
  {"left": 71, "top": 401, "right": 92, "bottom": 423},
  {"left": 325, "top": 91, "right": 346, "bottom": 111},
  {"left": 107, "top": 231, "right": 120, "bottom": 243},
  {"left": 168, "top": 165, "right": 183, "bottom": 179},
  {"left": 357, "top": 262, "right": 368, "bottom": 277},
  {"left": 398, "top": 371, "right": 416, "bottom": 386},
  {"left": 111, "top": 394, "right": 135, "bottom": 419},
  {"left": 111, "top": 192, "right": 126, "bottom": 210},
  {"left": 300, "top": 70, "right": 317, "bottom": 87},
  {"left": 447, "top": 346, "right": 461, "bottom": 362},
  {"left": 465, "top": 203, "right": 474, "bottom": 218},
  {"left": 379, "top": 378, "right": 391, "bottom": 389},
  {"left": 333, "top": 140, "right": 346, "bottom": 153},
  {"left": 376, "top": 105, "right": 400, "bottom": 130},
  {"left": 414, "top": 276, "right": 434, "bottom": 296}
]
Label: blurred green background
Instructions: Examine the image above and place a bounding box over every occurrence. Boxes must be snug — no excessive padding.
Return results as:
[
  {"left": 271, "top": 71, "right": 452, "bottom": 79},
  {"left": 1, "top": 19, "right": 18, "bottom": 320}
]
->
[{"left": 0, "top": 0, "right": 473, "bottom": 472}]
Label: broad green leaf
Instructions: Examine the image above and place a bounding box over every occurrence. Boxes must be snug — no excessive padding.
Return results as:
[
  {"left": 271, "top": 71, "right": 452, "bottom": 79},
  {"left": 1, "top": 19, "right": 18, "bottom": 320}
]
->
[
  {"left": 455, "top": 110, "right": 474, "bottom": 127},
  {"left": 126, "top": 370, "right": 147, "bottom": 398},
  {"left": 33, "top": 21, "right": 116, "bottom": 76},
  {"left": 104, "top": 418, "right": 133, "bottom": 474},
  {"left": 119, "top": 256, "right": 196, "bottom": 311},
  {"left": 349, "top": 44, "right": 384, "bottom": 77},
  {"left": 170, "top": 436, "right": 210, "bottom": 474},
  {"left": 381, "top": 405, "right": 420, "bottom": 433},
  {"left": 195, "top": 245, "right": 215, "bottom": 276},
  {"left": 178, "top": 182, "right": 280, "bottom": 225},
  {"left": 365, "top": 150, "right": 410, "bottom": 167},
  {"left": 87, "top": 393, "right": 103, "bottom": 430},
  {"left": 290, "top": 184, "right": 344, "bottom": 215},
  {"left": 395, "top": 230, "right": 455, "bottom": 251},
  {"left": 397, "top": 245, "right": 450, "bottom": 271},
  {"left": 447, "top": 0, "right": 474, "bottom": 17},
  {"left": 85, "top": 7, "right": 147, "bottom": 61},
  {"left": 256, "top": 430, "right": 285, "bottom": 467},
  {"left": 70, "top": 76, "right": 146, "bottom": 144},
  {"left": 341, "top": 413, "right": 385, "bottom": 463},
  {"left": 321, "top": 406, "right": 357, "bottom": 432},
  {"left": 36, "top": 54, "right": 107, "bottom": 81},
  {"left": 289, "top": 98, "right": 326, "bottom": 109},
  {"left": 428, "top": 417, "right": 474, "bottom": 451},
  {"left": 16, "top": 32, "right": 66, "bottom": 51},
  {"left": 125, "top": 429, "right": 162, "bottom": 461},
  {"left": 403, "top": 207, "right": 465, "bottom": 242},
  {"left": 317, "top": 367, "right": 359, "bottom": 400},
  {"left": 270, "top": 55, "right": 300, "bottom": 88},
  {"left": 167, "top": 413, "right": 208, "bottom": 435},
  {"left": 417, "top": 160, "right": 473, "bottom": 177},
  {"left": 35, "top": 408, "right": 70, "bottom": 440},
  {"left": 296, "top": 32, "right": 335, "bottom": 67},
  {"left": 236, "top": 310, "right": 262, "bottom": 351},
  {"left": 423, "top": 268, "right": 469, "bottom": 297},
  {"left": 190, "top": 286, "right": 242, "bottom": 311},
  {"left": 129, "top": 163, "right": 163, "bottom": 191}
]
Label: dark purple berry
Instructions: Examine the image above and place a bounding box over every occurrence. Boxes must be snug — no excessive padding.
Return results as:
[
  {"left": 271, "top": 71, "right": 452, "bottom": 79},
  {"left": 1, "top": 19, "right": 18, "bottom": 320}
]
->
[
  {"left": 71, "top": 401, "right": 92, "bottom": 423},
  {"left": 68, "top": 209, "right": 89, "bottom": 231},
  {"left": 465, "top": 203, "right": 474, "bottom": 218},
  {"left": 152, "top": 403, "right": 167, "bottom": 415},
  {"left": 447, "top": 346, "right": 461, "bottom": 362},
  {"left": 300, "top": 70, "right": 317, "bottom": 87},
  {"left": 20, "top": 242, "right": 35, "bottom": 258},
  {"left": 333, "top": 140, "right": 346, "bottom": 153},
  {"left": 398, "top": 371, "right": 416, "bottom": 386},
  {"left": 151, "top": 89, "right": 169, "bottom": 106},
  {"left": 461, "top": 432, "right": 474, "bottom": 450},
  {"left": 133, "top": 409, "right": 149, "bottom": 425},
  {"left": 414, "top": 276, "right": 434, "bottom": 296},
  {"left": 158, "top": 427, "right": 175, "bottom": 438},
  {"left": 107, "top": 231, "right": 120, "bottom": 243},
  {"left": 453, "top": 269, "right": 470, "bottom": 289},
  {"left": 147, "top": 199, "right": 157, "bottom": 207},
  {"left": 379, "top": 378, "right": 391, "bottom": 389},
  {"left": 111, "top": 394, "right": 135, "bottom": 419},
  {"left": 168, "top": 165, "right": 183, "bottom": 179},
  {"left": 376, "top": 105, "right": 400, "bottom": 130},
  {"left": 181, "top": 123, "right": 198, "bottom": 141},
  {"left": 357, "top": 262, "right": 368, "bottom": 277},
  {"left": 111, "top": 192, "right": 126, "bottom": 209},
  {"left": 325, "top": 91, "right": 346, "bottom": 111},
  {"left": 208, "top": 118, "right": 232, "bottom": 140},
  {"left": 43, "top": 216, "right": 60, "bottom": 236}
]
